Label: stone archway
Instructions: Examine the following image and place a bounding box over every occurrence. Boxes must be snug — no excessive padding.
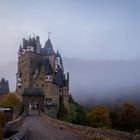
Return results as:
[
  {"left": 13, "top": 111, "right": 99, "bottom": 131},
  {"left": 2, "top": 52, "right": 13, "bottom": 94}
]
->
[
  {"left": 28, "top": 99, "right": 40, "bottom": 115},
  {"left": 22, "top": 88, "right": 45, "bottom": 115}
]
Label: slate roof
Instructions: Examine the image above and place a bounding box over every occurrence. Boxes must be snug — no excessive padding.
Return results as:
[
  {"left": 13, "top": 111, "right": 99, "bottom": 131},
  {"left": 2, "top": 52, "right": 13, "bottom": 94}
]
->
[
  {"left": 22, "top": 88, "right": 44, "bottom": 96},
  {"left": 53, "top": 68, "right": 65, "bottom": 86},
  {"left": 42, "top": 38, "right": 55, "bottom": 55},
  {"left": 56, "top": 50, "right": 61, "bottom": 57},
  {"left": 19, "top": 45, "right": 22, "bottom": 52},
  {"left": 42, "top": 58, "right": 53, "bottom": 75}
]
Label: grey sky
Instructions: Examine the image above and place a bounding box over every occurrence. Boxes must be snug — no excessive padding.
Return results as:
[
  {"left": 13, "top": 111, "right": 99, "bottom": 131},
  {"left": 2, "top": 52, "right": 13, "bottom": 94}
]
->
[{"left": 0, "top": 0, "right": 140, "bottom": 65}]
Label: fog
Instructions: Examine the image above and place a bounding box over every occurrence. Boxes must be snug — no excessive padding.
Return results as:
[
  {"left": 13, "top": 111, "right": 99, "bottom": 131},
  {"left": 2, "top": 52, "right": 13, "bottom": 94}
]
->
[
  {"left": 63, "top": 58, "right": 140, "bottom": 107},
  {"left": 1, "top": 58, "right": 140, "bottom": 107}
]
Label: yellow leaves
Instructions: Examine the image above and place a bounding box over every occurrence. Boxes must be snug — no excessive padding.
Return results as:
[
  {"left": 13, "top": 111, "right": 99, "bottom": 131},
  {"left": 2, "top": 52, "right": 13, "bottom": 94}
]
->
[
  {"left": 122, "top": 102, "right": 135, "bottom": 113},
  {"left": 87, "top": 106, "right": 111, "bottom": 128},
  {"left": 0, "top": 93, "right": 21, "bottom": 108}
]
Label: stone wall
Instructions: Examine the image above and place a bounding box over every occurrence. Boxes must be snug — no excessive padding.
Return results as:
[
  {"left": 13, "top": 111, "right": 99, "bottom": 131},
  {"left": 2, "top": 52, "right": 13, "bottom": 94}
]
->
[
  {"left": 3, "top": 112, "right": 28, "bottom": 140},
  {"left": 41, "top": 112, "right": 140, "bottom": 140},
  {"left": 3, "top": 123, "right": 28, "bottom": 140}
]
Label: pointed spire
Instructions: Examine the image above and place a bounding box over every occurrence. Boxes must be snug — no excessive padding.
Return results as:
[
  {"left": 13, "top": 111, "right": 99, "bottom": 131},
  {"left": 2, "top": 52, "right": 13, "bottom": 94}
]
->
[
  {"left": 56, "top": 49, "right": 61, "bottom": 57},
  {"left": 1, "top": 78, "right": 5, "bottom": 84},
  {"left": 19, "top": 44, "right": 22, "bottom": 52},
  {"left": 43, "top": 38, "right": 55, "bottom": 55},
  {"left": 44, "top": 38, "right": 52, "bottom": 48},
  {"left": 48, "top": 32, "right": 51, "bottom": 39},
  {"left": 29, "top": 35, "right": 31, "bottom": 41}
]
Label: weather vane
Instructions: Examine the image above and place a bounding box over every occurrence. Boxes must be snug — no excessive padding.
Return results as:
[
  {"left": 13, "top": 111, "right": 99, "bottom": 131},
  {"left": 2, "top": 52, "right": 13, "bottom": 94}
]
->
[
  {"left": 33, "top": 32, "right": 35, "bottom": 38},
  {"left": 48, "top": 32, "right": 51, "bottom": 38}
]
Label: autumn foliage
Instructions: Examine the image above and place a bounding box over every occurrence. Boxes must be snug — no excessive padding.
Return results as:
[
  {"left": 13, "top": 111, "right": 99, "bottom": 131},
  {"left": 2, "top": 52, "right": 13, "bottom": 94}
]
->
[
  {"left": 0, "top": 93, "right": 21, "bottom": 108},
  {"left": 85, "top": 102, "right": 140, "bottom": 132},
  {"left": 0, "top": 93, "right": 21, "bottom": 138},
  {"left": 86, "top": 106, "right": 111, "bottom": 128}
]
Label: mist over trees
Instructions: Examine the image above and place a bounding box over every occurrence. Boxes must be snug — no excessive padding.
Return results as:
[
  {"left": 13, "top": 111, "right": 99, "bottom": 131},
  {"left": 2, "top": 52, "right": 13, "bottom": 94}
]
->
[
  {"left": 64, "top": 58, "right": 140, "bottom": 107},
  {"left": 1, "top": 58, "right": 140, "bottom": 107}
]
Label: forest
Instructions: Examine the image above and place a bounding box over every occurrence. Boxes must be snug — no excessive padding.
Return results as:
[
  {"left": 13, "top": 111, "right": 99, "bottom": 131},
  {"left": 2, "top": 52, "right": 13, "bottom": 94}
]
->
[
  {"left": 1, "top": 93, "right": 140, "bottom": 139},
  {"left": 59, "top": 95, "right": 140, "bottom": 133}
]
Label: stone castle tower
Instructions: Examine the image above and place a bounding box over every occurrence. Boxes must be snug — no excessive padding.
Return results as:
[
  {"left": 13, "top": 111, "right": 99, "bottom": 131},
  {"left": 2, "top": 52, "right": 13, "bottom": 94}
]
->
[
  {"left": 0, "top": 78, "right": 9, "bottom": 95},
  {"left": 16, "top": 36, "right": 69, "bottom": 116}
]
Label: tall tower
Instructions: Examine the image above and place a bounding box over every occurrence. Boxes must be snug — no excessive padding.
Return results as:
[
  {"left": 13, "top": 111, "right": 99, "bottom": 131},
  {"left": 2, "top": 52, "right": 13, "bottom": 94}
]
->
[
  {"left": 42, "top": 38, "right": 56, "bottom": 71},
  {"left": 16, "top": 36, "right": 42, "bottom": 96}
]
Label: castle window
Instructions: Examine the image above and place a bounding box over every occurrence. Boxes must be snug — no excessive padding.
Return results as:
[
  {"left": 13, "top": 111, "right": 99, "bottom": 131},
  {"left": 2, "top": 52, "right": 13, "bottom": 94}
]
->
[
  {"left": 36, "top": 84, "right": 39, "bottom": 87},
  {"left": 42, "top": 84, "right": 44, "bottom": 87}
]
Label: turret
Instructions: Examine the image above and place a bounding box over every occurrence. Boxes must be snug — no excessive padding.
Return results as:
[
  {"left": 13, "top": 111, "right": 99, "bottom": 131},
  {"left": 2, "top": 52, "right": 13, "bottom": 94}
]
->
[
  {"left": 18, "top": 44, "right": 22, "bottom": 58},
  {"left": 55, "top": 50, "right": 63, "bottom": 72},
  {"left": 66, "top": 72, "right": 69, "bottom": 89},
  {"left": 42, "top": 38, "right": 56, "bottom": 71},
  {"left": 35, "top": 36, "right": 41, "bottom": 54},
  {"left": 0, "top": 78, "right": 9, "bottom": 95}
]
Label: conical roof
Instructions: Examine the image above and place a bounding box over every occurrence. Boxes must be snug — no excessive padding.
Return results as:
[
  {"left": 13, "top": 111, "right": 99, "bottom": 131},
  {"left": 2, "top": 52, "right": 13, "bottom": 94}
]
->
[
  {"left": 1, "top": 78, "right": 5, "bottom": 84},
  {"left": 56, "top": 50, "right": 61, "bottom": 57},
  {"left": 42, "top": 58, "right": 53, "bottom": 75},
  {"left": 42, "top": 38, "right": 55, "bottom": 55},
  {"left": 19, "top": 44, "right": 22, "bottom": 52}
]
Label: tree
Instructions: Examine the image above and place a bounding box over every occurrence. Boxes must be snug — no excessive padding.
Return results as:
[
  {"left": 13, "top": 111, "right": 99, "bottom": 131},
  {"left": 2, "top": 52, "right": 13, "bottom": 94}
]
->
[
  {"left": 119, "top": 102, "right": 136, "bottom": 131},
  {"left": 86, "top": 106, "right": 111, "bottom": 128},
  {"left": 0, "top": 93, "right": 21, "bottom": 108},
  {"left": 72, "top": 105, "right": 87, "bottom": 125},
  {"left": 109, "top": 109, "right": 120, "bottom": 129}
]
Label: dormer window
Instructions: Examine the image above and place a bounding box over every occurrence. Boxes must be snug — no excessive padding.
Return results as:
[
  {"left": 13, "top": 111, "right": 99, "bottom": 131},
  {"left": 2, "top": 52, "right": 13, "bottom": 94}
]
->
[
  {"left": 26, "top": 46, "right": 34, "bottom": 52},
  {"left": 45, "top": 75, "right": 53, "bottom": 82}
]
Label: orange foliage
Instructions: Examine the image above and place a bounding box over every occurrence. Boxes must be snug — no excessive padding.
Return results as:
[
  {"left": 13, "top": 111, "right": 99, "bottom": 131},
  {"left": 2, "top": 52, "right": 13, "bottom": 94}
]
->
[
  {"left": 87, "top": 106, "right": 111, "bottom": 128},
  {"left": 0, "top": 93, "right": 21, "bottom": 108}
]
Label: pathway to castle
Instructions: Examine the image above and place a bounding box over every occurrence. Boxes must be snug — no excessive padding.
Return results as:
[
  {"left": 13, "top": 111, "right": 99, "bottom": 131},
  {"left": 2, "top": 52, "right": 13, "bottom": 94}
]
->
[{"left": 24, "top": 114, "right": 92, "bottom": 140}]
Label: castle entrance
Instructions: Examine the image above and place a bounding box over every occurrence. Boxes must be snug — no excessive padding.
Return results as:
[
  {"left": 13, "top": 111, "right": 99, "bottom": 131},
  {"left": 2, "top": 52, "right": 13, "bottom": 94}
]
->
[
  {"left": 22, "top": 88, "right": 45, "bottom": 116},
  {"left": 28, "top": 101, "right": 40, "bottom": 115}
]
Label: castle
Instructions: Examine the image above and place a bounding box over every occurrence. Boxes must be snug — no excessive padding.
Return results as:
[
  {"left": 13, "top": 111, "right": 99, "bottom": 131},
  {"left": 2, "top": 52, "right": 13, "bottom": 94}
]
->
[
  {"left": 16, "top": 35, "right": 69, "bottom": 116},
  {"left": 0, "top": 78, "right": 9, "bottom": 95}
]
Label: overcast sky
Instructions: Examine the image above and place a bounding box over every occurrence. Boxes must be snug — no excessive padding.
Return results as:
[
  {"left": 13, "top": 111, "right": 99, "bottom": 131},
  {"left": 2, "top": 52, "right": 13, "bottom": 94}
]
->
[{"left": 0, "top": 0, "right": 140, "bottom": 65}]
